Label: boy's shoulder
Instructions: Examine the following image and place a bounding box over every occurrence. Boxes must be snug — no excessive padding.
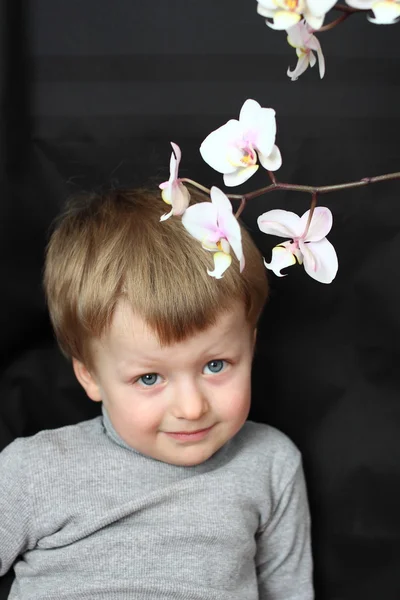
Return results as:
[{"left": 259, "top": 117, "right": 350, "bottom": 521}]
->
[
  {"left": 241, "top": 419, "right": 301, "bottom": 454},
  {"left": 234, "top": 419, "right": 302, "bottom": 478},
  {"left": 0, "top": 416, "right": 103, "bottom": 463}
]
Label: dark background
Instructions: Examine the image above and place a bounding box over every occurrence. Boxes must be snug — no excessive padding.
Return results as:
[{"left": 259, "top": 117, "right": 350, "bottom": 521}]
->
[{"left": 1, "top": 1, "right": 400, "bottom": 598}]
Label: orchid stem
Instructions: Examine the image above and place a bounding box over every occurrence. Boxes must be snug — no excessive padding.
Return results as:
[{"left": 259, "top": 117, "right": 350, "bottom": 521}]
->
[
  {"left": 318, "top": 12, "right": 350, "bottom": 32},
  {"left": 181, "top": 179, "right": 210, "bottom": 195},
  {"left": 241, "top": 171, "right": 400, "bottom": 202},
  {"left": 182, "top": 172, "right": 400, "bottom": 213},
  {"left": 303, "top": 192, "right": 318, "bottom": 238},
  {"left": 234, "top": 198, "right": 247, "bottom": 219},
  {"left": 318, "top": 2, "right": 364, "bottom": 32}
]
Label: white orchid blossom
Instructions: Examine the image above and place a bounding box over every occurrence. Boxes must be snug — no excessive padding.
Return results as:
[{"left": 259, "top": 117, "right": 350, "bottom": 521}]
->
[
  {"left": 346, "top": 0, "right": 400, "bottom": 23},
  {"left": 257, "top": 0, "right": 337, "bottom": 30},
  {"left": 286, "top": 20, "right": 325, "bottom": 80},
  {"left": 200, "top": 99, "right": 282, "bottom": 187},
  {"left": 159, "top": 142, "right": 190, "bottom": 221},
  {"left": 181, "top": 187, "right": 244, "bottom": 279},
  {"left": 257, "top": 206, "right": 338, "bottom": 283}
]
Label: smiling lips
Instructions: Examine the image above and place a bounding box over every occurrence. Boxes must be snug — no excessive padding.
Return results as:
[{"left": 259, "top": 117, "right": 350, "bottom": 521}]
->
[
  {"left": 168, "top": 426, "right": 212, "bottom": 434},
  {"left": 164, "top": 426, "right": 215, "bottom": 442}
]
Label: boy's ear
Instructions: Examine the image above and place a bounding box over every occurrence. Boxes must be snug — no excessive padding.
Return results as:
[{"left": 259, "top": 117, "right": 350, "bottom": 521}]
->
[
  {"left": 72, "top": 358, "right": 102, "bottom": 402},
  {"left": 252, "top": 328, "right": 257, "bottom": 357}
]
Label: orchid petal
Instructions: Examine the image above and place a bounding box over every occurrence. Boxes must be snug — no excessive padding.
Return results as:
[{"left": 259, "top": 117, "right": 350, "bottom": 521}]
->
[
  {"left": 369, "top": 2, "right": 400, "bottom": 24},
  {"left": 223, "top": 225, "right": 245, "bottom": 272},
  {"left": 238, "top": 99, "right": 262, "bottom": 131},
  {"left": 209, "top": 186, "right": 231, "bottom": 214},
  {"left": 345, "top": 0, "right": 374, "bottom": 7},
  {"left": 257, "top": 209, "right": 303, "bottom": 238},
  {"left": 201, "top": 238, "right": 219, "bottom": 251},
  {"left": 226, "top": 145, "right": 248, "bottom": 167},
  {"left": 160, "top": 207, "right": 174, "bottom": 222},
  {"left": 299, "top": 238, "right": 338, "bottom": 283},
  {"left": 263, "top": 244, "right": 297, "bottom": 277},
  {"left": 306, "top": 32, "right": 321, "bottom": 51},
  {"left": 167, "top": 150, "right": 178, "bottom": 184},
  {"left": 181, "top": 202, "right": 218, "bottom": 242},
  {"left": 239, "top": 100, "right": 277, "bottom": 158},
  {"left": 303, "top": 10, "right": 324, "bottom": 29},
  {"left": 219, "top": 238, "right": 230, "bottom": 254},
  {"left": 200, "top": 120, "right": 242, "bottom": 174},
  {"left": 257, "top": 5, "right": 277, "bottom": 17},
  {"left": 257, "top": 0, "right": 278, "bottom": 10},
  {"left": 316, "top": 43, "right": 325, "bottom": 78},
  {"left": 307, "top": 35, "right": 325, "bottom": 77},
  {"left": 286, "top": 22, "right": 325, "bottom": 80},
  {"left": 160, "top": 181, "right": 190, "bottom": 216},
  {"left": 254, "top": 109, "right": 278, "bottom": 157},
  {"left": 267, "top": 11, "right": 302, "bottom": 29},
  {"left": 307, "top": 0, "right": 337, "bottom": 17},
  {"left": 309, "top": 51, "right": 317, "bottom": 68},
  {"left": 287, "top": 21, "right": 310, "bottom": 48},
  {"left": 257, "top": 144, "right": 282, "bottom": 171},
  {"left": 300, "top": 207, "right": 333, "bottom": 242},
  {"left": 169, "top": 142, "right": 181, "bottom": 180},
  {"left": 210, "top": 187, "right": 244, "bottom": 271},
  {"left": 160, "top": 185, "right": 172, "bottom": 205},
  {"left": 225, "top": 225, "right": 245, "bottom": 272},
  {"left": 159, "top": 142, "right": 191, "bottom": 218},
  {"left": 287, "top": 53, "right": 310, "bottom": 81},
  {"left": 280, "top": 239, "right": 303, "bottom": 264},
  {"left": 207, "top": 251, "right": 232, "bottom": 279},
  {"left": 172, "top": 182, "right": 191, "bottom": 215},
  {"left": 160, "top": 143, "right": 181, "bottom": 192},
  {"left": 223, "top": 164, "right": 259, "bottom": 187}
]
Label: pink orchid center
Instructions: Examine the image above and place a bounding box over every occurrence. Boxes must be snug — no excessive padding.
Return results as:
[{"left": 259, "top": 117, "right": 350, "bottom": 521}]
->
[
  {"left": 298, "top": 33, "right": 314, "bottom": 54},
  {"left": 205, "top": 226, "right": 227, "bottom": 245},
  {"left": 227, "top": 141, "right": 257, "bottom": 168},
  {"left": 280, "top": 236, "right": 317, "bottom": 272},
  {"left": 285, "top": 239, "right": 300, "bottom": 253},
  {"left": 280, "top": 237, "right": 306, "bottom": 261},
  {"left": 297, "top": 46, "right": 310, "bottom": 58},
  {"left": 217, "top": 238, "right": 230, "bottom": 254},
  {"left": 274, "top": 0, "right": 303, "bottom": 12}
]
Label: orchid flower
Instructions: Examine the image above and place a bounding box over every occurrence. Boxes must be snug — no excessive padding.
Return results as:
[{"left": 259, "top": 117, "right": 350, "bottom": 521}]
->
[
  {"left": 181, "top": 187, "right": 244, "bottom": 279},
  {"left": 286, "top": 20, "right": 325, "bottom": 80},
  {"left": 257, "top": 0, "right": 337, "bottom": 30},
  {"left": 257, "top": 207, "right": 338, "bottom": 283},
  {"left": 200, "top": 99, "right": 282, "bottom": 187},
  {"left": 346, "top": 0, "right": 400, "bottom": 23},
  {"left": 159, "top": 142, "right": 190, "bottom": 222}
]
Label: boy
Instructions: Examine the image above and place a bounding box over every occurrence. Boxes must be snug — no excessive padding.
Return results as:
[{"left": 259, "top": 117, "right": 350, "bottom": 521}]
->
[{"left": 0, "top": 187, "right": 314, "bottom": 599}]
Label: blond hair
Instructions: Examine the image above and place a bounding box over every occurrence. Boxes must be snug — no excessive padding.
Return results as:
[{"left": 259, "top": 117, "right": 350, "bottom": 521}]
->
[{"left": 43, "top": 187, "right": 268, "bottom": 372}]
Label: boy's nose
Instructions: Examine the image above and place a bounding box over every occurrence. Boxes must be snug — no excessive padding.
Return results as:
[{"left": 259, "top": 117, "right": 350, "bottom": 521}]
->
[{"left": 171, "top": 379, "right": 210, "bottom": 421}]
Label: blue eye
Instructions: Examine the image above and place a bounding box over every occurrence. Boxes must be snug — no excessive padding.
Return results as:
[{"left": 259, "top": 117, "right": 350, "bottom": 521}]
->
[
  {"left": 204, "top": 360, "right": 225, "bottom": 374},
  {"left": 135, "top": 360, "right": 227, "bottom": 388},
  {"left": 138, "top": 373, "right": 160, "bottom": 387}
]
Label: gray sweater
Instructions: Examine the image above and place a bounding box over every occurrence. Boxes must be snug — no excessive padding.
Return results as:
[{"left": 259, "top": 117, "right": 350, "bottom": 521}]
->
[{"left": 0, "top": 406, "right": 314, "bottom": 599}]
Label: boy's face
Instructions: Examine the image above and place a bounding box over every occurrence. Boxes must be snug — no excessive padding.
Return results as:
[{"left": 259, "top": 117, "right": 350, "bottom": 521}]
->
[{"left": 73, "top": 301, "right": 256, "bottom": 467}]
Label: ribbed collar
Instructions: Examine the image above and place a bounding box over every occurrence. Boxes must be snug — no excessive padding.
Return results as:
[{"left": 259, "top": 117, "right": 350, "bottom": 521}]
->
[{"left": 101, "top": 404, "right": 143, "bottom": 455}]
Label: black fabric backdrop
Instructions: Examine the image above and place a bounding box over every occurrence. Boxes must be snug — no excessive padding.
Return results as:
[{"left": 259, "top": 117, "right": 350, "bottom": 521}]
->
[{"left": 1, "top": 1, "right": 400, "bottom": 598}]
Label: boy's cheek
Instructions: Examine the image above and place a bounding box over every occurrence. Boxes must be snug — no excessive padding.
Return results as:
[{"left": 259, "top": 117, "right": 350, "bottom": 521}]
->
[{"left": 220, "top": 384, "right": 252, "bottom": 420}]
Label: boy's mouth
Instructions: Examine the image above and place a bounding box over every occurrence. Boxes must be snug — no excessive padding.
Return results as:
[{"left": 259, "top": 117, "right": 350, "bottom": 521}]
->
[{"left": 164, "top": 425, "right": 214, "bottom": 442}]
